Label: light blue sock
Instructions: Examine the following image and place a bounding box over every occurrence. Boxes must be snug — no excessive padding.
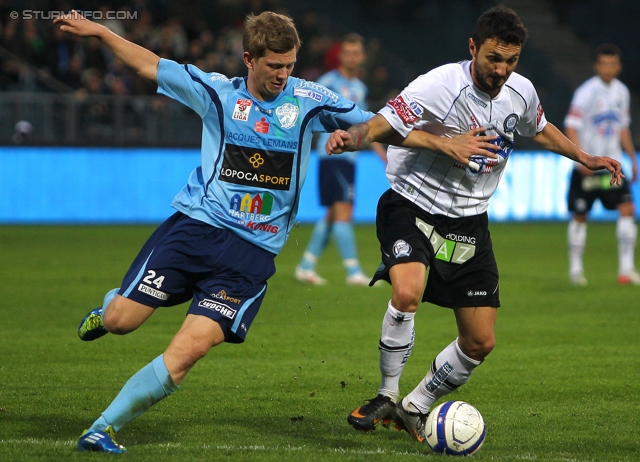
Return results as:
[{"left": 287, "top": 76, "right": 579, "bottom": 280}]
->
[
  {"left": 89, "top": 354, "right": 179, "bottom": 433},
  {"left": 100, "top": 288, "right": 120, "bottom": 320},
  {"left": 299, "top": 219, "right": 331, "bottom": 270},
  {"left": 333, "top": 221, "right": 362, "bottom": 276}
]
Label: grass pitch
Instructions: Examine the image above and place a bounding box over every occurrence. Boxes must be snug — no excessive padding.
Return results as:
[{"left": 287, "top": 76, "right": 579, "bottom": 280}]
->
[{"left": 0, "top": 222, "right": 638, "bottom": 461}]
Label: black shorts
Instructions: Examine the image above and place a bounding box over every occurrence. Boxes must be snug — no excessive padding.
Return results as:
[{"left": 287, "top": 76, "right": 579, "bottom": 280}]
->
[
  {"left": 318, "top": 158, "right": 355, "bottom": 206},
  {"left": 371, "top": 190, "right": 500, "bottom": 308},
  {"left": 120, "top": 212, "right": 276, "bottom": 343},
  {"left": 567, "top": 169, "right": 632, "bottom": 214}
]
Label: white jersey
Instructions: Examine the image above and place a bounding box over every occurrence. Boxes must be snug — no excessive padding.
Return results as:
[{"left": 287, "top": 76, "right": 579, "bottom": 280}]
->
[
  {"left": 564, "top": 75, "right": 630, "bottom": 164},
  {"left": 379, "top": 60, "right": 547, "bottom": 217}
]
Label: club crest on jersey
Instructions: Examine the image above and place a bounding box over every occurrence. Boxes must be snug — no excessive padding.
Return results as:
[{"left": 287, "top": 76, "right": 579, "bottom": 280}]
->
[
  {"left": 232, "top": 98, "right": 252, "bottom": 121},
  {"left": 503, "top": 113, "right": 519, "bottom": 133},
  {"left": 275, "top": 103, "right": 299, "bottom": 129},
  {"left": 393, "top": 240, "right": 412, "bottom": 258}
]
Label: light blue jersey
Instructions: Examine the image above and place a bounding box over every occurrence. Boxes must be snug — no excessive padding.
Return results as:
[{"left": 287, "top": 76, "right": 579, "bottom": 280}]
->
[
  {"left": 156, "top": 59, "right": 373, "bottom": 254},
  {"left": 314, "top": 69, "right": 368, "bottom": 163}
]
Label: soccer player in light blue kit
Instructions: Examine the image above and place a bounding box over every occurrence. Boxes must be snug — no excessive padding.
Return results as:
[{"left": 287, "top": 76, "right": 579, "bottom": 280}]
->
[
  {"left": 54, "top": 11, "right": 376, "bottom": 453},
  {"left": 295, "top": 33, "right": 387, "bottom": 285}
]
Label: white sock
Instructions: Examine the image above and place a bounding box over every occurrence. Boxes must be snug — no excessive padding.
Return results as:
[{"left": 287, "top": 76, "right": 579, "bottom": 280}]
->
[
  {"left": 617, "top": 216, "right": 637, "bottom": 275},
  {"left": 378, "top": 301, "right": 415, "bottom": 402},
  {"left": 568, "top": 219, "right": 587, "bottom": 275},
  {"left": 403, "top": 338, "right": 481, "bottom": 414}
]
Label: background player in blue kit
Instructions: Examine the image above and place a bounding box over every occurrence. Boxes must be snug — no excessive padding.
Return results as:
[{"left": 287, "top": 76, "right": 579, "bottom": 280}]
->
[
  {"left": 295, "top": 33, "right": 387, "bottom": 286},
  {"left": 55, "top": 10, "right": 376, "bottom": 453}
]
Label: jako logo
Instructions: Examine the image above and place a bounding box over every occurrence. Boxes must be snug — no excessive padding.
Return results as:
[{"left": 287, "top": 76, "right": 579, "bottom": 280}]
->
[
  {"left": 230, "top": 192, "right": 274, "bottom": 216},
  {"left": 467, "top": 290, "right": 488, "bottom": 297}
]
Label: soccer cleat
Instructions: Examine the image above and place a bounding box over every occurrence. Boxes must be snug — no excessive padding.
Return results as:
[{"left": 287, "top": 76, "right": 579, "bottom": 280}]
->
[
  {"left": 347, "top": 394, "right": 396, "bottom": 431},
  {"left": 394, "top": 399, "right": 428, "bottom": 444},
  {"left": 346, "top": 272, "right": 371, "bottom": 286},
  {"left": 78, "top": 307, "right": 108, "bottom": 341},
  {"left": 295, "top": 266, "right": 327, "bottom": 285},
  {"left": 569, "top": 271, "right": 587, "bottom": 286},
  {"left": 618, "top": 271, "right": 640, "bottom": 285},
  {"left": 77, "top": 425, "right": 127, "bottom": 453}
]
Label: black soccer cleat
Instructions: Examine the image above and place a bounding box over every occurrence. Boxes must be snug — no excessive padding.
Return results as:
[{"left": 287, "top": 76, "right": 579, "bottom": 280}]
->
[{"left": 347, "top": 394, "right": 396, "bottom": 431}]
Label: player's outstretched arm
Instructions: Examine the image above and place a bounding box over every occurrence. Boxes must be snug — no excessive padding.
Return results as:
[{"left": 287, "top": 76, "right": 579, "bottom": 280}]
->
[
  {"left": 326, "top": 114, "right": 397, "bottom": 155},
  {"left": 54, "top": 10, "right": 159, "bottom": 82},
  {"left": 534, "top": 122, "right": 623, "bottom": 185}
]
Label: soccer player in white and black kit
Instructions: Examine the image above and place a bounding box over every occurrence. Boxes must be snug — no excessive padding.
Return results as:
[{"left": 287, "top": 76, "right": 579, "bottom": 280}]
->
[
  {"left": 326, "top": 6, "right": 623, "bottom": 444},
  {"left": 565, "top": 44, "right": 639, "bottom": 286}
]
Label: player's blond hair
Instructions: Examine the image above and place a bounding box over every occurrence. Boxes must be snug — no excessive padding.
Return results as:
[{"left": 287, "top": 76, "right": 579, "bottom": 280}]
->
[{"left": 243, "top": 12, "right": 301, "bottom": 58}]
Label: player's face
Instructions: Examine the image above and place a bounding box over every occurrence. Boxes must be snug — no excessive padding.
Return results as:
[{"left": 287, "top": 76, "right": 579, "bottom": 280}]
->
[
  {"left": 594, "top": 54, "right": 621, "bottom": 83},
  {"left": 340, "top": 41, "right": 365, "bottom": 74},
  {"left": 245, "top": 48, "right": 297, "bottom": 101},
  {"left": 469, "top": 38, "right": 521, "bottom": 98}
]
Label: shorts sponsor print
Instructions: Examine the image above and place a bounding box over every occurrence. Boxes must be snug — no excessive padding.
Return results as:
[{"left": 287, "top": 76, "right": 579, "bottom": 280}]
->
[{"left": 373, "top": 190, "right": 500, "bottom": 308}]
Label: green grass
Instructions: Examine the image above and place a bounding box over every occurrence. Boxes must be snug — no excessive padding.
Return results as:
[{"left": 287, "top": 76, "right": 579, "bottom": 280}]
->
[{"left": 0, "top": 222, "right": 639, "bottom": 461}]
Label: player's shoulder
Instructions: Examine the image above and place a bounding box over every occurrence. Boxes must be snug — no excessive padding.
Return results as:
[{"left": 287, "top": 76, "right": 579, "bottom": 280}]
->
[
  {"left": 181, "top": 62, "right": 244, "bottom": 91},
  {"left": 504, "top": 70, "right": 535, "bottom": 91},
  {"left": 412, "top": 62, "right": 468, "bottom": 91}
]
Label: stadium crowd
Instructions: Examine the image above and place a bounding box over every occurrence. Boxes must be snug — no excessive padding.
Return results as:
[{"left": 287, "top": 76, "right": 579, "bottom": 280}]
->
[{"left": 0, "top": 0, "right": 397, "bottom": 109}]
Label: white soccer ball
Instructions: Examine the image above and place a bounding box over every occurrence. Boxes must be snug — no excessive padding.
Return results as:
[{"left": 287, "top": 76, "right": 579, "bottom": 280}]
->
[{"left": 425, "top": 400, "right": 486, "bottom": 456}]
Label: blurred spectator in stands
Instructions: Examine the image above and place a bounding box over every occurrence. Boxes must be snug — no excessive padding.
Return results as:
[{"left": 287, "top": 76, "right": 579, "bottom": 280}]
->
[{"left": 12, "top": 120, "right": 33, "bottom": 145}]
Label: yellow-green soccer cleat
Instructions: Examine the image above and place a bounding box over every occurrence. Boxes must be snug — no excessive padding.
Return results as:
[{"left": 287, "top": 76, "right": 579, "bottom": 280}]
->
[
  {"left": 77, "top": 307, "right": 108, "bottom": 341},
  {"left": 77, "top": 425, "right": 126, "bottom": 453}
]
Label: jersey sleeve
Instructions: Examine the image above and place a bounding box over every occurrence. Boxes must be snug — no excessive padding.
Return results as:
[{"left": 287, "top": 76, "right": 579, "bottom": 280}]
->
[
  {"left": 310, "top": 87, "right": 375, "bottom": 132},
  {"left": 156, "top": 59, "right": 221, "bottom": 118},
  {"left": 516, "top": 83, "right": 547, "bottom": 137},
  {"left": 564, "top": 85, "right": 588, "bottom": 130},
  {"left": 620, "top": 83, "right": 631, "bottom": 128}
]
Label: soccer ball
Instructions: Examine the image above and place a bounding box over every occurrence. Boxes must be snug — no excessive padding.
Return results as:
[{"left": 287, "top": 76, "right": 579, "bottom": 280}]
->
[{"left": 425, "top": 400, "right": 486, "bottom": 456}]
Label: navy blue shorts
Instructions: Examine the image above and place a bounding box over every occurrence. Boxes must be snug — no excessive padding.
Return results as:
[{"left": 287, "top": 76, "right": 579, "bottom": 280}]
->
[
  {"left": 119, "top": 212, "right": 276, "bottom": 343},
  {"left": 319, "top": 158, "right": 355, "bottom": 206}
]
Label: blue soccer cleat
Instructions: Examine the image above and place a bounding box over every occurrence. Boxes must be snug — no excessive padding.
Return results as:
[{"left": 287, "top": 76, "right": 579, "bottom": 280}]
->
[
  {"left": 77, "top": 426, "right": 127, "bottom": 453},
  {"left": 77, "top": 307, "right": 108, "bottom": 341}
]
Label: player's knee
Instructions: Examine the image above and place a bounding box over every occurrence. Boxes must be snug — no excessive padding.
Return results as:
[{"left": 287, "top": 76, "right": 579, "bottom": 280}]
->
[
  {"left": 102, "top": 311, "right": 135, "bottom": 335},
  {"left": 391, "top": 286, "right": 421, "bottom": 312},
  {"left": 459, "top": 335, "right": 495, "bottom": 361}
]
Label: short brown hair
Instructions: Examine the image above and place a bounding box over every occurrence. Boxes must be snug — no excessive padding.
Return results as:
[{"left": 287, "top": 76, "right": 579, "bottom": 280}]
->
[
  {"left": 472, "top": 5, "right": 528, "bottom": 48},
  {"left": 342, "top": 32, "right": 364, "bottom": 47},
  {"left": 243, "top": 12, "right": 301, "bottom": 58}
]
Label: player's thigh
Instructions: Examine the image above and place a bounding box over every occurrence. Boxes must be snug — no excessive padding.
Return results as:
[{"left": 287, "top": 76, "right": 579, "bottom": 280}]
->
[{"left": 103, "top": 295, "right": 155, "bottom": 333}]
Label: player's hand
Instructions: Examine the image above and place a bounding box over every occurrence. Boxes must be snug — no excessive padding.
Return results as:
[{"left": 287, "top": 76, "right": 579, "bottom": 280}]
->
[
  {"left": 583, "top": 155, "right": 624, "bottom": 186},
  {"left": 325, "top": 130, "right": 353, "bottom": 155},
  {"left": 439, "top": 127, "right": 499, "bottom": 168},
  {"left": 54, "top": 10, "right": 104, "bottom": 37}
]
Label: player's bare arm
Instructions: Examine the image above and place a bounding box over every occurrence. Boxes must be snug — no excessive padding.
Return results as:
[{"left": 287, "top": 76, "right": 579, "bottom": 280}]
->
[
  {"left": 535, "top": 122, "right": 623, "bottom": 185},
  {"left": 327, "top": 115, "right": 498, "bottom": 168},
  {"left": 620, "top": 128, "right": 638, "bottom": 182},
  {"left": 565, "top": 126, "right": 593, "bottom": 176},
  {"left": 54, "top": 10, "right": 159, "bottom": 82}
]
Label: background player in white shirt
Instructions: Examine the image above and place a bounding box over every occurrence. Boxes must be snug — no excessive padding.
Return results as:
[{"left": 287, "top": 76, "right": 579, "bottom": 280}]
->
[
  {"left": 564, "top": 44, "right": 639, "bottom": 286},
  {"left": 327, "top": 5, "right": 622, "bottom": 444},
  {"left": 295, "top": 33, "right": 387, "bottom": 286}
]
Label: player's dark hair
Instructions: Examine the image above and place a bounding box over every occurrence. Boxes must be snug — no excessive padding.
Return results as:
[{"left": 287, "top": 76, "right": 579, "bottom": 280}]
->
[
  {"left": 342, "top": 32, "right": 365, "bottom": 47},
  {"left": 472, "top": 5, "right": 528, "bottom": 48},
  {"left": 595, "top": 43, "right": 621, "bottom": 61},
  {"left": 244, "top": 11, "right": 301, "bottom": 58}
]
